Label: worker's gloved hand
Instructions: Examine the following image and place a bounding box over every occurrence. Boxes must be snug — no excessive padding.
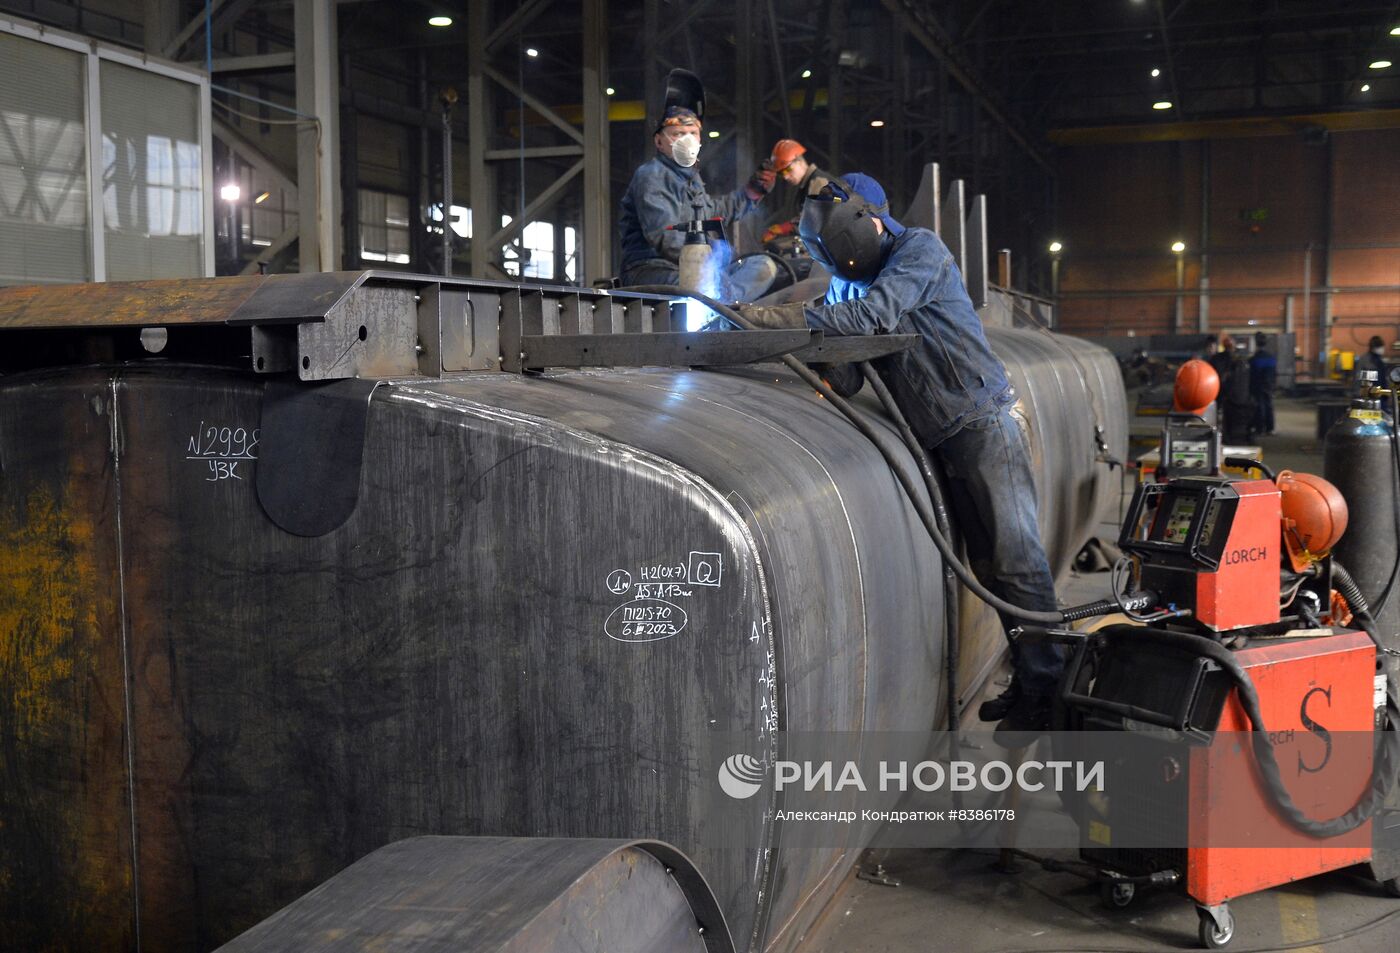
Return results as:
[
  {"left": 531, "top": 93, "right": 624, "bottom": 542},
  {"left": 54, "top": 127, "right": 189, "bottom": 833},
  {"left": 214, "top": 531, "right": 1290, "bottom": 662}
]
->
[
  {"left": 745, "top": 164, "right": 778, "bottom": 200},
  {"left": 761, "top": 221, "right": 797, "bottom": 244},
  {"left": 737, "top": 301, "right": 808, "bottom": 329}
]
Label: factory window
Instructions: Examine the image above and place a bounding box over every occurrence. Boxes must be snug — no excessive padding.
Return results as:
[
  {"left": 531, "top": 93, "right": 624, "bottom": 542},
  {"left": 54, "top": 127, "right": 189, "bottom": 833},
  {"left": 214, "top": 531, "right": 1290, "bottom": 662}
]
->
[
  {"left": 101, "top": 60, "right": 204, "bottom": 280},
  {"left": 429, "top": 203, "right": 471, "bottom": 238},
  {"left": 359, "top": 188, "right": 411, "bottom": 264},
  {"left": 0, "top": 33, "right": 89, "bottom": 284},
  {"left": 247, "top": 181, "right": 296, "bottom": 250},
  {"left": 500, "top": 217, "right": 576, "bottom": 281}
]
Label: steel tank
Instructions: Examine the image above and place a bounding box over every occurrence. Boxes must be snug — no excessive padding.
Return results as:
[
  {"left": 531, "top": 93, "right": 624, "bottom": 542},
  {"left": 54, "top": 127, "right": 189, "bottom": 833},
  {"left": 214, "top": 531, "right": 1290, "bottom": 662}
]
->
[
  {"left": 1324, "top": 397, "right": 1400, "bottom": 656},
  {"left": 0, "top": 301, "right": 1125, "bottom": 952}
]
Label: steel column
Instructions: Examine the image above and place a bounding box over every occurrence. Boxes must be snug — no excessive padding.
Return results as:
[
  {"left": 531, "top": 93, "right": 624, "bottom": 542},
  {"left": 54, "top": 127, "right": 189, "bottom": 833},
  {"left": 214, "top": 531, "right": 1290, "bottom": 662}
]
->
[
  {"left": 294, "top": 0, "right": 341, "bottom": 272},
  {"left": 581, "top": 0, "right": 611, "bottom": 284},
  {"left": 466, "top": 2, "right": 497, "bottom": 278}
]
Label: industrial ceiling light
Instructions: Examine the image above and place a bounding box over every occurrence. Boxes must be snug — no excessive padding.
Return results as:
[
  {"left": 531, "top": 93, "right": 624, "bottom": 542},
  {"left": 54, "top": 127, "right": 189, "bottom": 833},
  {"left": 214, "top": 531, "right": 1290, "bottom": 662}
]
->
[
  {"left": 1048, "top": 241, "right": 1063, "bottom": 253},
  {"left": 1171, "top": 240, "right": 1186, "bottom": 253},
  {"left": 1391, "top": 26, "right": 1400, "bottom": 35},
  {"left": 219, "top": 183, "right": 240, "bottom": 203},
  {"left": 254, "top": 191, "right": 270, "bottom": 204},
  {"left": 707, "top": 130, "right": 720, "bottom": 138},
  {"left": 428, "top": 15, "right": 452, "bottom": 27},
  {"left": 605, "top": 86, "right": 615, "bottom": 95},
  {"left": 801, "top": 69, "right": 812, "bottom": 79},
  {"left": 1370, "top": 60, "right": 1392, "bottom": 69},
  {"left": 1362, "top": 83, "right": 1372, "bottom": 92},
  {"left": 870, "top": 119, "right": 885, "bottom": 127},
  {"left": 526, "top": 47, "right": 539, "bottom": 58},
  {"left": 1153, "top": 100, "right": 1173, "bottom": 110},
  {"left": 1151, "top": 67, "right": 1160, "bottom": 77}
]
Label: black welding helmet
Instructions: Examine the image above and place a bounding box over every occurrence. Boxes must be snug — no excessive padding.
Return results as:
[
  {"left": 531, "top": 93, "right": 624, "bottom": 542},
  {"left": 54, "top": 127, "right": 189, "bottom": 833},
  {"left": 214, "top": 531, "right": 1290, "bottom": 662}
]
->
[
  {"left": 798, "top": 179, "right": 887, "bottom": 283},
  {"left": 655, "top": 68, "right": 706, "bottom": 133}
]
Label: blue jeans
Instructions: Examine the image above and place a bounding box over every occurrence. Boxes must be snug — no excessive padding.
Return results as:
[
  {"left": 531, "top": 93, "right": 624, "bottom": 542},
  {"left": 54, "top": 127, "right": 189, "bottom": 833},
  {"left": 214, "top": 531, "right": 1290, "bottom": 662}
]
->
[{"left": 936, "top": 406, "right": 1064, "bottom": 697}]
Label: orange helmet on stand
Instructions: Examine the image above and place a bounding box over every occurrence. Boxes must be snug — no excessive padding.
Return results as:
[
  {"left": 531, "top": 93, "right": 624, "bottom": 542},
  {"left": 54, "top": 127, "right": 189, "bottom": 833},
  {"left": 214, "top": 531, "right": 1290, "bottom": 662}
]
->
[
  {"left": 1172, "top": 359, "right": 1220, "bottom": 415},
  {"left": 770, "top": 139, "right": 807, "bottom": 172}
]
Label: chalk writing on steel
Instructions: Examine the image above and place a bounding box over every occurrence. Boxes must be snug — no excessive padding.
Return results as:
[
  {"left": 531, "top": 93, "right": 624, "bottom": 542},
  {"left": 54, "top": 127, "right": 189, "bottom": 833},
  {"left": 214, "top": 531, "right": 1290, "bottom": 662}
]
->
[
  {"left": 604, "top": 598, "right": 689, "bottom": 643},
  {"left": 186, "top": 421, "right": 259, "bottom": 482},
  {"left": 688, "top": 551, "right": 722, "bottom": 587},
  {"left": 606, "top": 569, "right": 632, "bottom": 594}
]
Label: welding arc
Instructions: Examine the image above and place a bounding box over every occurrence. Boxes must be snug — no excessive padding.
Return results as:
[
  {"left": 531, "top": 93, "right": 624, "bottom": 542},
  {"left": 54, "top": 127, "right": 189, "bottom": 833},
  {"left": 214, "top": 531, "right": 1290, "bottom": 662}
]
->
[
  {"left": 618, "top": 286, "right": 1066, "bottom": 625},
  {"left": 1099, "top": 624, "right": 1399, "bottom": 838}
]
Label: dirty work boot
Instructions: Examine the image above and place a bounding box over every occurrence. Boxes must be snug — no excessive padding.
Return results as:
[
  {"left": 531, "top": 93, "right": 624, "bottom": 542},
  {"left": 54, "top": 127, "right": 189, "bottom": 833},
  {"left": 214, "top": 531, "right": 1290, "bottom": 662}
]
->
[
  {"left": 993, "top": 694, "right": 1053, "bottom": 749},
  {"left": 977, "top": 680, "right": 1020, "bottom": 722}
]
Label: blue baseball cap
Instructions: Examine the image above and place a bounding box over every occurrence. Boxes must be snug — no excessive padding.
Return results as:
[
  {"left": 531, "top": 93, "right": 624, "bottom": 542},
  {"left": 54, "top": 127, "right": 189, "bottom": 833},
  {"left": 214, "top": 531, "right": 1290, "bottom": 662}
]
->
[{"left": 840, "top": 173, "right": 905, "bottom": 236}]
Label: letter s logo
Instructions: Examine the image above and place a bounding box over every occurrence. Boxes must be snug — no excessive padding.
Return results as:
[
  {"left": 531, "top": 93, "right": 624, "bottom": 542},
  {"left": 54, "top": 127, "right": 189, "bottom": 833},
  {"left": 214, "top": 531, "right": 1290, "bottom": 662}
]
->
[{"left": 1298, "top": 686, "right": 1333, "bottom": 775}]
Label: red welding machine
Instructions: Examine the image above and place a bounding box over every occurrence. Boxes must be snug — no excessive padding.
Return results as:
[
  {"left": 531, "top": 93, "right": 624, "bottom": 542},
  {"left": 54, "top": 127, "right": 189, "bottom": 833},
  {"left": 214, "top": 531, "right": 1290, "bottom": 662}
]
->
[{"left": 1055, "top": 359, "right": 1400, "bottom": 948}]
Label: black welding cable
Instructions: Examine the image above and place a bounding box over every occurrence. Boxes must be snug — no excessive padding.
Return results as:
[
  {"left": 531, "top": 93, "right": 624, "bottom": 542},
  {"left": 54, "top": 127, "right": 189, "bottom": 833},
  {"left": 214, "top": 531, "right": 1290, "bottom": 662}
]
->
[
  {"left": 859, "top": 363, "right": 963, "bottom": 751},
  {"left": 1097, "top": 624, "right": 1399, "bottom": 838},
  {"left": 1332, "top": 559, "right": 1384, "bottom": 651},
  {"left": 618, "top": 286, "right": 1067, "bottom": 624},
  {"left": 1372, "top": 386, "right": 1400, "bottom": 616}
]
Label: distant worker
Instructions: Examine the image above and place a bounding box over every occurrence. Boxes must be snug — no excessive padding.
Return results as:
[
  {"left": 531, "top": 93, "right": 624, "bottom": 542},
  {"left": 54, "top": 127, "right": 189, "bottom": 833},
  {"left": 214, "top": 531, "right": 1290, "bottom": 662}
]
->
[
  {"left": 618, "top": 69, "right": 777, "bottom": 301},
  {"left": 1207, "top": 334, "right": 1234, "bottom": 380},
  {"left": 1218, "top": 339, "right": 1254, "bottom": 444},
  {"left": 737, "top": 174, "right": 1063, "bottom": 746},
  {"left": 760, "top": 139, "right": 833, "bottom": 245},
  {"left": 1359, "top": 335, "right": 1388, "bottom": 383},
  {"left": 1248, "top": 332, "right": 1277, "bottom": 437}
]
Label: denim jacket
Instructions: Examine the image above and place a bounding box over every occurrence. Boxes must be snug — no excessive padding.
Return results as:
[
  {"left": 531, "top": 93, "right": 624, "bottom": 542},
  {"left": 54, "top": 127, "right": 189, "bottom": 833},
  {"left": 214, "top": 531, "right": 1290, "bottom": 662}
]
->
[
  {"left": 805, "top": 227, "right": 1013, "bottom": 448},
  {"left": 618, "top": 153, "right": 762, "bottom": 275}
]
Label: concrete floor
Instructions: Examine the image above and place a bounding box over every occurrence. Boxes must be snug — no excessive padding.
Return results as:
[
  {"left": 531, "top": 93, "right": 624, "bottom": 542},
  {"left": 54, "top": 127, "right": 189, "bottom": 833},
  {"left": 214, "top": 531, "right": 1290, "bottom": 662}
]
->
[{"left": 804, "top": 395, "right": 1400, "bottom": 952}]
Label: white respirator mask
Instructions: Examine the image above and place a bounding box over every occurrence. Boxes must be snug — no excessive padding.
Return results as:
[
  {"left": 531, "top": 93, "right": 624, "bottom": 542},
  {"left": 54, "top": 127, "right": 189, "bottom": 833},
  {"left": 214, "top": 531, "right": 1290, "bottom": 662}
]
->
[{"left": 670, "top": 133, "right": 701, "bottom": 167}]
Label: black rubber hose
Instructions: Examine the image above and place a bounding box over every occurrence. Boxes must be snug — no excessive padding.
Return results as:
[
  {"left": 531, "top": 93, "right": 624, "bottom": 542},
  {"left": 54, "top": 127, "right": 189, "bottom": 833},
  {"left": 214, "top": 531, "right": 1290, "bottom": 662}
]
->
[
  {"left": 618, "top": 285, "right": 1066, "bottom": 624},
  {"left": 1373, "top": 387, "right": 1400, "bottom": 617},
  {"left": 1061, "top": 599, "right": 1121, "bottom": 623},
  {"left": 1223, "top": 456, "right": 1276, "bottom": 480},
  {"left": 1332, "top": 559, "right": 1384, "bottom": 651},
  {"left": 859, "top": 363, "right": 964, "bottom": 747},
  {"left": 1098, "top": 624, "right": 1399, "bottom": 838}
]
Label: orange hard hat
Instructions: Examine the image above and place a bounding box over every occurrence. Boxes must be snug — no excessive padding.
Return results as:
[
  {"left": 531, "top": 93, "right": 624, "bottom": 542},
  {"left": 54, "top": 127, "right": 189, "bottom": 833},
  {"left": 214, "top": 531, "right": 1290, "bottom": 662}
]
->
[
  {"left": 1172, "top": 358, "right": 1220, "bottom": 415},
  {"left": 770, "top": 138, "right": 806, "bottom": 170},
  {"left": 1277, "top": 470, "right": 1349, "bottom": 571}
]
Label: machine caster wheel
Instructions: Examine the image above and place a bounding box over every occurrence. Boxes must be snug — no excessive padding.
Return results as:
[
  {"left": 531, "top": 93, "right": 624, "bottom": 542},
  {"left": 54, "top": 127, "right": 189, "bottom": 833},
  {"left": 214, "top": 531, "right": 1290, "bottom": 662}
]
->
[
  {"left": 1100, "top": 880, "right": 1136, "bottom": 908},
  {"left": 1196, "top": 903, "right": 1234, "bottom": 949}
]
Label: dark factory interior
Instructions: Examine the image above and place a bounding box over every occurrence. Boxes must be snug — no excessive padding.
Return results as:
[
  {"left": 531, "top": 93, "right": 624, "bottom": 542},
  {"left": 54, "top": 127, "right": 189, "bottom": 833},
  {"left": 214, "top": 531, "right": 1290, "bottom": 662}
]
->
[{"left": 2, "top": 2, "right": 1400, "bottom": 952}]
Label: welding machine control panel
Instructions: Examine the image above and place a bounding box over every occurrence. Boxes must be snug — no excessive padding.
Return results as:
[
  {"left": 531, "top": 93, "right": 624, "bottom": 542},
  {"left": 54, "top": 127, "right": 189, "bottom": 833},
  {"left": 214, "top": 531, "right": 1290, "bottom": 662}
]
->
[{"left": 1121, "top": 478, "right": 1238, "bottom": 570}]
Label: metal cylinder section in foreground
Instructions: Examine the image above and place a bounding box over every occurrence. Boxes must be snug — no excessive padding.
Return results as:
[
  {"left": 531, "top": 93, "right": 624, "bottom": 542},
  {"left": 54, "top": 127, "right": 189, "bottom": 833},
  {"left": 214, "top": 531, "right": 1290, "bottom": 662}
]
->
[
  {"left": 0, "top": 332, "right": 1124, "bottom": 953},
  {"left": 214, "top": 837, "right": 732, "bottom": 953}
]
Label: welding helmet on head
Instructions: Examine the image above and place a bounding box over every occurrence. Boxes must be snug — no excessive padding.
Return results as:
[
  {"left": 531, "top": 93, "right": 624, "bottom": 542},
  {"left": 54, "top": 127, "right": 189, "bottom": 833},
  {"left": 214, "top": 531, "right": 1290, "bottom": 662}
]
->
[
  {"left": 654, "top": 68, "right": 706, "bottom": 134},
  {"left": 798, "top": 178, "right": 887, "bottom": 282}
]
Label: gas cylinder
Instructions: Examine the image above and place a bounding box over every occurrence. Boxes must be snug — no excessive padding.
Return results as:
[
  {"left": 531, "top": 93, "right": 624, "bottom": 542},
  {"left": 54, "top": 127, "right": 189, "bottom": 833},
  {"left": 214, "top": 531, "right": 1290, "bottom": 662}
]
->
[{"left": 1323, "top": 371, "right": 1400, "bottom": 655}]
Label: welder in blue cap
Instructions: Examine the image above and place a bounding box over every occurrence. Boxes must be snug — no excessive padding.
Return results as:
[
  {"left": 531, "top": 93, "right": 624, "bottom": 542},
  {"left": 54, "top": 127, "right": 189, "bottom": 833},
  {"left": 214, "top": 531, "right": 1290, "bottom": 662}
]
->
[
  {"left": 739, "top": 173, "right": 1063, "bottom": 745},
  {"left": 618, "top": 69, "right": 778, "bottom": 301}
]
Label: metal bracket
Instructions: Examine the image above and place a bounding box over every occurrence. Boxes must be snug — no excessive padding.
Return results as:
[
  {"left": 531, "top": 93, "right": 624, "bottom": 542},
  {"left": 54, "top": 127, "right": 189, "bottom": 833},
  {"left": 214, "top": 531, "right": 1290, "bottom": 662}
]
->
[{"left": 518, "top": 329, "right": 818, "bottom": 370}]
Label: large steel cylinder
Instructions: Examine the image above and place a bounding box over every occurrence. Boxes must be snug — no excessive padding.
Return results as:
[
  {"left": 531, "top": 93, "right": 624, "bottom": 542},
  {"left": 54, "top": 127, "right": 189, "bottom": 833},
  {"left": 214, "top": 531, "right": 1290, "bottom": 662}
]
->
[
  {"left": 0, "top": 317, "right": 1125, "bottom": 952},
  {"left": 1324, "top": 399, "right": 1400, "bottom": 655}
]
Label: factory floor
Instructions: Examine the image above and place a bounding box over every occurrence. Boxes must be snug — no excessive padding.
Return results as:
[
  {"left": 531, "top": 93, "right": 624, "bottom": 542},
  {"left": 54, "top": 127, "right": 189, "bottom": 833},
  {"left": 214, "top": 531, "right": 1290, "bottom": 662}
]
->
[{"left": 805, "top": 394, "right": 1400, "bottom": 952}]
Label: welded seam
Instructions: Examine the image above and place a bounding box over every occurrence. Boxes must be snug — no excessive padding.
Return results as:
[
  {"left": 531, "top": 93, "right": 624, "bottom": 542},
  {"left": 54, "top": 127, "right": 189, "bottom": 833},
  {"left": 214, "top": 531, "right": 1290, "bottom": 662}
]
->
[
  {"left": 389, "top": 382, "right": 782, "bottom": 950},
  {"left": 626, "top": 376, "right": 870, "bottom": 727},
  {"left": 621, "top": 376, "right": 873, "bottom": 951},
  {"left": 109, "top": 376, "right": 142, "bottom": 951}
]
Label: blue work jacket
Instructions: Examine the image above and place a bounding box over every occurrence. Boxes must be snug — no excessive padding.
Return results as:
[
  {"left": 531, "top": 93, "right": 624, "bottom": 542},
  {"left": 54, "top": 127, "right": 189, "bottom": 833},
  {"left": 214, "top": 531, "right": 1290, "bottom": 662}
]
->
[
  {"left": 618, "top": 153, "right": 761, "bottom": 276},
  {"left": 805, "top": 227, "right": 1013, "bottom": 448}
]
